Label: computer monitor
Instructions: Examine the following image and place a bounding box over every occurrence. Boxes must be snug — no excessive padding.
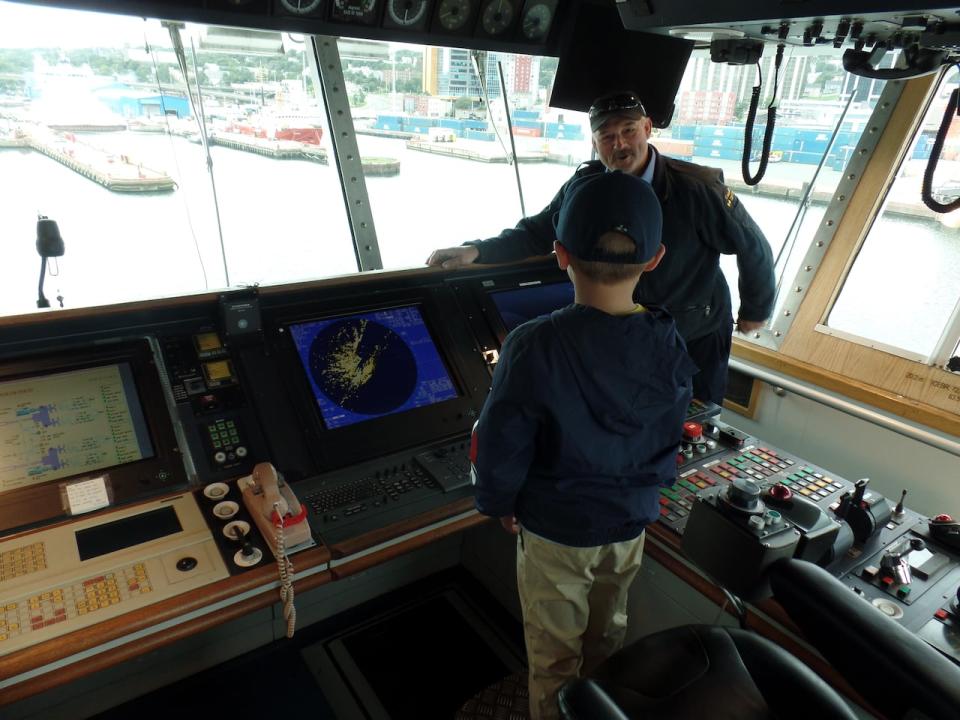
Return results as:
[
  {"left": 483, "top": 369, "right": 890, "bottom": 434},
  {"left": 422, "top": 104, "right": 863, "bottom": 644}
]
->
[
  {"left": 0, "top": 339, "right": 188, "bottom": 533},
  {"left": 279, "top": 297, "right": 484, "bottom": 470},
  {"left": 288, "top": 305, "right": 459, "bottom": 430},
  {"left": 489, "top": 281, "right": 575, "bottom": 334}
]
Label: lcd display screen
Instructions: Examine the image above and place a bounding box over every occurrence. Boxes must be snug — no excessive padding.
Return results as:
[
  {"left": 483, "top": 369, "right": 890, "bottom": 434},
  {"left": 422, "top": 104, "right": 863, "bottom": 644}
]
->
[
  {"left": 0, "top": 363, "right": 154, "bottom": 493},
  {"left": 489, "top": 281, "right": 575, "bottom": 333},
  {"left": 289, "top": 305, "right": 459, "bottom": 430}
]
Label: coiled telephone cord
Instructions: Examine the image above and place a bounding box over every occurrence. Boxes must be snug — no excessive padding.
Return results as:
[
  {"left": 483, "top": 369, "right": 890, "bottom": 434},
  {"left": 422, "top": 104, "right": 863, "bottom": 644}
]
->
[{"left": 273, "top": 503, "right": 297, "bottom": 638}]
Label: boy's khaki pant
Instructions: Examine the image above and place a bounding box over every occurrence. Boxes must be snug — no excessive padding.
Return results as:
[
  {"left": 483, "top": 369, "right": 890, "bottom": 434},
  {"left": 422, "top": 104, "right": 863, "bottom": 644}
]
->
[{"left": 517, "top": 529, "right": 646, "bottom": 720}]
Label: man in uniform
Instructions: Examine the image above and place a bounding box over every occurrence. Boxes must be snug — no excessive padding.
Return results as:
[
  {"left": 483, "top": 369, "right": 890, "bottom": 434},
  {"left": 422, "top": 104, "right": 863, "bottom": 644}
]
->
[{"left": 426, "top": 91, "right": 775, "bottom": 404}]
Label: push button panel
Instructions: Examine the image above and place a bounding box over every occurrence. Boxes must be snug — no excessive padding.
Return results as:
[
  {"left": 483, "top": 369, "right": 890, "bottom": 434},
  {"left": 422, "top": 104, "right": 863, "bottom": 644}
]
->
[{"left": 662, "top": 434, "right": 853, "bottom": 537}]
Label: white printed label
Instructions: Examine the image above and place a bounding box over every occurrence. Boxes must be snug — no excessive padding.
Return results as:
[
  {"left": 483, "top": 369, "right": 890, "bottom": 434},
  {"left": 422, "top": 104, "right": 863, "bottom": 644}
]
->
[{"left": 65, "top": 476, "right": 110, "bottom": 515}]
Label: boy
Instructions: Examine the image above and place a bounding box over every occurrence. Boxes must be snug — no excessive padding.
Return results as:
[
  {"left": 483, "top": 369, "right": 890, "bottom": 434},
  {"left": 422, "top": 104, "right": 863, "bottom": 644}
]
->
[{"left": 473, "top": 171, "right": 697, "bottom": 720}]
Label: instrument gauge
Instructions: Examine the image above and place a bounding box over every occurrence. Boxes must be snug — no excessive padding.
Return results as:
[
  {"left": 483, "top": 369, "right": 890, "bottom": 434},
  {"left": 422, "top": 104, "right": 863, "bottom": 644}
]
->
[
  {"left": 436, "top": 0, "right": 472, "bottom": 31},
  {"left": 520, "top": 1, "right": 552, "bottom": 41},
  {"left": 385, "top": 0, "right": 430, "bottom": 28},
  {"left": 330, "top": 0, "right": 381, "bottom": 24},
  {"left": 479, "top": 0, "right": 515, "bottom": 36},
  {"left": 278, "top": 0, "right": 324, "bottom": 14}
]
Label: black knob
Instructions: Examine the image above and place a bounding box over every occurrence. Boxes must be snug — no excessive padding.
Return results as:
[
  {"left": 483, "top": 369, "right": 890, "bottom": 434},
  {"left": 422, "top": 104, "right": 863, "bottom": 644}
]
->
[
  {"left": 176, "top": 556, "right": 198, "bottom": 572},
  {"left": 726, "top": 478, "right": 762, "bottom": 511}
]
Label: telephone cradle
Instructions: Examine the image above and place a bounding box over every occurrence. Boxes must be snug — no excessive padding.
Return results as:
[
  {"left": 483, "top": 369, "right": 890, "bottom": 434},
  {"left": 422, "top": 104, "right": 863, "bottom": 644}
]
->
[{"left": 238, "top": 462, "right": 313, "bottom": 557}]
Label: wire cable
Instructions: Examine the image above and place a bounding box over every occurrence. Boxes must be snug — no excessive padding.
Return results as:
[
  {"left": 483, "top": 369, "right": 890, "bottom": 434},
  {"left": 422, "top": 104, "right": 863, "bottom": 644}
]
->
[
  {"left": 921, "top": 65, "right": 960, "bottom": 213},
  {"left": 145, "top": 26, "right": 209, "bottom": 289},
  {"left": 742, "top": 43, "right": 784, "bottom": 186}
]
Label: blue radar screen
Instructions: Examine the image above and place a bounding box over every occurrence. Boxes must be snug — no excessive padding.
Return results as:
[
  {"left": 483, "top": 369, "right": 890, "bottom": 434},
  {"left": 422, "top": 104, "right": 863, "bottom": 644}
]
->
[{"left": 290, "top": 306, "right": 458, "bottom": 429}]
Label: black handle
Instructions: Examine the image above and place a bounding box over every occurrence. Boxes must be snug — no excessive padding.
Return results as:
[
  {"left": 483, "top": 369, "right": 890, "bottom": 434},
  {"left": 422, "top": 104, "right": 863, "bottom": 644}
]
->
[{"left": 842, "top": 46, "right": 947, "bottom": 80}]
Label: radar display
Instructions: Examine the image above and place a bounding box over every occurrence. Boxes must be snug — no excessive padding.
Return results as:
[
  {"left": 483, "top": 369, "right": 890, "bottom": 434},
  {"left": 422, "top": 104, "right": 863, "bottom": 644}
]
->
[
  {"left": 0, "top": 364, "right": 154, "bottom": 492},
  {"left": 290, "top": 306, "right": 458, "bottom": 429}
]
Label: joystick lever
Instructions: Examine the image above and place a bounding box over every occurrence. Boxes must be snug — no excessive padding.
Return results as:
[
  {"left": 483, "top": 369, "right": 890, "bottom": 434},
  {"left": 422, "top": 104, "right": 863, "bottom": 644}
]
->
[
  {"left": 880, "top": 537, "right": 925, "bottom": 585},
  {"left": 834, "top": 478, "right": 892, "bottom": 544}
]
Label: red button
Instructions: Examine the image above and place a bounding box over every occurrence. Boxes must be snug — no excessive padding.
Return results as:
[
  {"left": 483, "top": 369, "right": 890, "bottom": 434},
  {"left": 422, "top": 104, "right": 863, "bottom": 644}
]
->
[
  {"left": 769, "top": 484, "right": 792, "bottom": 501},
  {"left": 934, "top": 609, "right": 949, "bottom": 620},
  {"left": 683, "top": 422, "right": 702, "bottom": 441}
]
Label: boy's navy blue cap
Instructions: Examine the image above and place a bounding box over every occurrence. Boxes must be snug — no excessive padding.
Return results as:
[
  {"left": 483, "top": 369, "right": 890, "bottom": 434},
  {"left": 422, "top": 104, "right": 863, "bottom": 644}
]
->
[{"left": 554, "top": 171, "right": 662, "bottom": 264}]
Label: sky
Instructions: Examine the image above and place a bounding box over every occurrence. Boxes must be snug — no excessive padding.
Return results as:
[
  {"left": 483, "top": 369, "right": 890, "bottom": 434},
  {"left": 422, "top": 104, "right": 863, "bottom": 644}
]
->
[{"left": 0, "top": 1, "right": 157, "bottom": 48}]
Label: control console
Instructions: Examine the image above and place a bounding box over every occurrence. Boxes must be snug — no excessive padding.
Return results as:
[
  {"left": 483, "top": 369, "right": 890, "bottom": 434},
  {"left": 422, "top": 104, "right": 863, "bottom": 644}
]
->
[
  {"left": 665, "top": 417, "right": 960, "bottom": 664},
  {"left": 297, "top": 437, "right": 473, "bottom": 546},
  {"left": 158, "top": 331, "right": 265, "bottom": 481}
]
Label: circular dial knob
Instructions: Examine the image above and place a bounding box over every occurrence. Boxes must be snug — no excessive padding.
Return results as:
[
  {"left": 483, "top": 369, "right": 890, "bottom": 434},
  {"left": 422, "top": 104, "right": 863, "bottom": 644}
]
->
[
  {"left": 280, "top": 0, "right": 324, "bottom": 13},
  {"left": 387, "top": 0, "right": 428, "bottom": 25},
  {"left": 521, "top": 2, "right": 552, "bottom": 40},
  {"left": 480, "top": 0, "right": 514, "bottom": 35},
  {"left": 436, "top": 0, "right": 472, "bottom": 30},
  {"left": 725, "top": 478, "right": 762, "bottom": 512}
]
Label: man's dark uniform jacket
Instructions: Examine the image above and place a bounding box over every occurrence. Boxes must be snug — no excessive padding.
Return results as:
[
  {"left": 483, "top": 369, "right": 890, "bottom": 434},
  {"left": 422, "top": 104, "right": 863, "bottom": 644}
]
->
[{"left": 467, "top": 151, "right": 776, "bottom": 346}]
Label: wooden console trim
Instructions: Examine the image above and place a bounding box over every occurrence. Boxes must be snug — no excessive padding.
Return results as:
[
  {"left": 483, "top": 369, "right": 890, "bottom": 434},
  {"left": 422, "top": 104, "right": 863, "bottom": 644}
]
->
[
  {"left": 0, "top": 548, "right": 332, "bottom": 688},
  {"left": 331, "top": 511, "right": 488, "bottom": 579}
]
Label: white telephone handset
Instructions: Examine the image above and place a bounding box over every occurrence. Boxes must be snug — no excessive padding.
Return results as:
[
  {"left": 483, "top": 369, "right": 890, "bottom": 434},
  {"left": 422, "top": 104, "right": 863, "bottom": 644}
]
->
[
  {"left": 237, "top": 462, "right": 311, "bottom": 555},
  {"left": 237, "top": 462, "right": 311, "bottom": 637}
]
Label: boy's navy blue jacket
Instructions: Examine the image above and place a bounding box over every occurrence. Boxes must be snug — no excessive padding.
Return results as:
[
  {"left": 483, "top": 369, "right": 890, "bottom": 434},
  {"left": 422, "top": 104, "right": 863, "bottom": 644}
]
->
[{"left": 474, "top": 303, "right": 697, "bottom": 547}]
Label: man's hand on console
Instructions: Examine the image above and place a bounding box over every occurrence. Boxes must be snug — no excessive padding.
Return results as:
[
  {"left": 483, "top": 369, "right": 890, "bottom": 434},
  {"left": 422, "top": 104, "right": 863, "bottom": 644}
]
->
[
  {"left": 500, "top": 515, "right": 520, "bottom": 535},
  {"left": 425, "top": 245, "right": 480, "bottom": 269},
  {"left": 736, "top": 316, "right": 766, "bottom": 334}
]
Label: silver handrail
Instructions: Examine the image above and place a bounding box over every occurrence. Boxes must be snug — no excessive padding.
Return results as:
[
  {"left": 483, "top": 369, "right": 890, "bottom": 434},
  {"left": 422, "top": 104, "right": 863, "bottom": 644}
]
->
[{"left": 729, "top": 356, "right": 960, "bottom": 459}]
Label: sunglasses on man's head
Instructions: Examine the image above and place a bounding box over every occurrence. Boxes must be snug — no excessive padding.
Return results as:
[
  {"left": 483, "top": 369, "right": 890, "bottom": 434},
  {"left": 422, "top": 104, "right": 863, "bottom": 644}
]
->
[{"left": 588, "top": 93, "right": 647, "bottom": 119}]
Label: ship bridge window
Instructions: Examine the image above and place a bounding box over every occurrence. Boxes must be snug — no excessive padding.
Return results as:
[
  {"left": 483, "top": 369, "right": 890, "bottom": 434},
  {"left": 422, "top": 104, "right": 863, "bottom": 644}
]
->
[
  {"left": 338, "top": 38, "right": 589, "bottom": 270},
  {"left": 661, "top": 47, "right": 892, "bottom": 332},
  {"left": 0, "top": 1, "right": 354, "bottom": 318},
  {"left": 824, "top": 66, "right": 960, "bottom": 364}
]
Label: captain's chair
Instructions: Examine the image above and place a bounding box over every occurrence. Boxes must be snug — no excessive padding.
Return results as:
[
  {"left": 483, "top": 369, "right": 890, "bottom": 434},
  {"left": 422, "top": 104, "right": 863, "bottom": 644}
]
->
[
  {"left": 559, "top": 558, "right": 960, "bottom": 720},
  {"left": 558, "top": 620, "right": 857, "bottom": 719}
]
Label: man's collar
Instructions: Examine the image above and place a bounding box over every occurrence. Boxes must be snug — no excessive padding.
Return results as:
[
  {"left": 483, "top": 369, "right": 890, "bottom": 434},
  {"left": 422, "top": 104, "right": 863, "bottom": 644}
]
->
[{"left": 639, "top": 145, "right": 657, "bottom": 184}]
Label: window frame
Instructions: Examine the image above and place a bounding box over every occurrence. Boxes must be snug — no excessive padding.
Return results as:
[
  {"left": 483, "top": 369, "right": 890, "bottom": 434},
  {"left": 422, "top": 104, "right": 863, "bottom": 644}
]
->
[{"left": 753, "top": 70, "right": 960, "bottom": 419}]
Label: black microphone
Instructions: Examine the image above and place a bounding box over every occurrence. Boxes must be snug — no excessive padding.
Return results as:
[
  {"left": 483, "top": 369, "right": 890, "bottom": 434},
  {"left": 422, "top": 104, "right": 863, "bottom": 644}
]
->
[{"left": 36, "top": 215, "right": 65, "bottom": 309}]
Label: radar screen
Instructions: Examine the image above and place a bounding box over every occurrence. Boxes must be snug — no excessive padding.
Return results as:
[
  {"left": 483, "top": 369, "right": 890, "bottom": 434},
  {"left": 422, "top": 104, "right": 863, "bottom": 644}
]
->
[
  {"left": 489, "top": 280, "right": 575, "bottom": 333},
  {"left": 289, "top": 305, "right": 459, "bottom": 430}
]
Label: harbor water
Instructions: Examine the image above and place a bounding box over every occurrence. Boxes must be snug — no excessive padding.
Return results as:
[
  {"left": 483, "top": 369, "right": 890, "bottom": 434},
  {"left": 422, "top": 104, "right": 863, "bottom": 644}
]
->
[{"left": 1, "top": 130, "right": 957, "bottom": 355}]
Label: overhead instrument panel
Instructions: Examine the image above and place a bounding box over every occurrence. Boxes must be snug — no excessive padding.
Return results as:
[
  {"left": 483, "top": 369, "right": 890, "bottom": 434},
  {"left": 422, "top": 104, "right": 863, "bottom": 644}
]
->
[
  {"left": 616, "top": 1, "right": 960, "bottom": 72},
  {"left": 50, "top": 0, "right": 565, "bottom": 53}
]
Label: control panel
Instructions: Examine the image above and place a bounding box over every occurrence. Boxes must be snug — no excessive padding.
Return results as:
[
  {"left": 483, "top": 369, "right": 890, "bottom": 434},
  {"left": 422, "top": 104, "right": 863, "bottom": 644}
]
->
[
  {"left": 298, "top": 437, "right": 473, "bottom": 546},
  {"left": 159, "top": 331, "right": 265, "bottom": 481},
  {"left": 668, "top": 420, "right": 960, "bottom": 665},
  {"left": 0, "top": 494, "right": 228, "bottom": 657}
]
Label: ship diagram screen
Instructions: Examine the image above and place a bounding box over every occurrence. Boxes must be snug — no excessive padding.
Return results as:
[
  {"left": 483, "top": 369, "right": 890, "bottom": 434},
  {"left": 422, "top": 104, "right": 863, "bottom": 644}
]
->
[
  {"left": 289, "top": 305, "right": 459, "bottom": 430},
  {"left": 0, "top": 364, "right": 154, "bottom": 492}
]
